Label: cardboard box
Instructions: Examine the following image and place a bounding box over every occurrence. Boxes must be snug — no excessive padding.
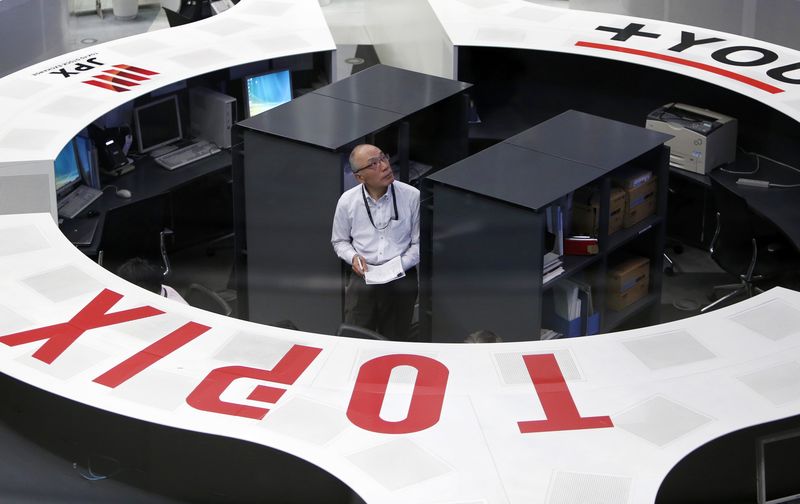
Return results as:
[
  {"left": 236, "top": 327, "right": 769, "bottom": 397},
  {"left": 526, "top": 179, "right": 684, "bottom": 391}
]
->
[
  {"left": 613, "top": 168, "right": 653, "bottom": 190},
  {"left": 622, "top": 176, "right": 657, "bottom": 228},
  {"left": 607, "top": 256, "right": 650, "bottom": 311},
  {"left": 572, "top": 187, "right": 625, "bottom": 236}
]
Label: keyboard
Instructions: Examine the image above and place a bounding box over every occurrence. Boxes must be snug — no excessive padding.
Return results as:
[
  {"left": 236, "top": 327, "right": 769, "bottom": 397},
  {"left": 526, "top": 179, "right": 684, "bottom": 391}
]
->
[
  {"left": 57, "top": 185, "right": 103, "bottom": 219},
  {"left": 155, "top": 140, "right": 221, "bottom": 171}
]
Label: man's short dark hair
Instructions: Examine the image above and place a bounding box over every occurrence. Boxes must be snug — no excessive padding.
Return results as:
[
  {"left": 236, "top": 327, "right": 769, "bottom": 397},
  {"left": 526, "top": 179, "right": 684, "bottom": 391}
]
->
[
  {"left": 117, "top": 257, "right": 162, "bottom": 294},
  {"left": 464, "top": 329, "right": 503, "bottom": 343}
]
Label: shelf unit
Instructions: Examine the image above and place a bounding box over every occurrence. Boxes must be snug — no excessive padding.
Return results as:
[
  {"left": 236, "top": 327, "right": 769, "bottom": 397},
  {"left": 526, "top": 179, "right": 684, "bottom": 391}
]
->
[
  {"left": 421, "top": 110, "right": 671, "bottom": 343},
  {"left": 234, "top": 65, "right": 471, "bottom": 333}
]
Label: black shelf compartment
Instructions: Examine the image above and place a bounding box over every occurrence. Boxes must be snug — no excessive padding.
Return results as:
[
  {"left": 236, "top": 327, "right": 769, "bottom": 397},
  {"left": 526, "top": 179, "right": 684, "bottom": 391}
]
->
[
  {"left": 603, "top": 292, "right": 660, "bottom": 332},
  {"left": 606, "top": 215, "right": 663, "bottom": 254}
]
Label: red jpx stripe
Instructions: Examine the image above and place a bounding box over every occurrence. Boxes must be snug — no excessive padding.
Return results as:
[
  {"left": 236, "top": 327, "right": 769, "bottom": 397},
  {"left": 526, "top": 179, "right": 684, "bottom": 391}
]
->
[
  {"left": 93, "top": 74, "right": 140, "bottom": 87},
  {"left": 113, "top": 64, "right": 159, "bottom": 76},
  {"left": 575, "top": 40, "right": 784, "bottom": 94},
  {"left": 101, "top": 69, "right": 151, "bottom": 81},
  {"left": 83, "top": 79, "right": 130, "bottom": 92}
]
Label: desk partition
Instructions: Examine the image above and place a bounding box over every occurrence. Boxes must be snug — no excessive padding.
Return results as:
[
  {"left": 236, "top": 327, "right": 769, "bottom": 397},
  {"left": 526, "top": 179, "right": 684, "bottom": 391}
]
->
[{"left": 3, "top": 1, "right": 800, "bottom": 502}]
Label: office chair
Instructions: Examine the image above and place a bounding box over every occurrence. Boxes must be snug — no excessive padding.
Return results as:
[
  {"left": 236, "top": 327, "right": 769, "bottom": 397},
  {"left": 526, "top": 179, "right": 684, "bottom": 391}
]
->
[
  {"left": 663, "top": 186, "right": 686, "bottom": 276},
  {"left": 335, "top": 323, "right": 388, "bottom": 341},
  {"left": 157, "top": 228, "right": 234, "bottom": 316},
  {"left": 163, "top": 7, "right": 192, "bottom": 27},
  {"left": 159, "top": 228, "right": 174, "bottom": 280},
  {"left": 183, "top": 283, "right": 233, "bottom": 316},
  {"left": 701, "top": 178, "right": 800, "bottom": 312}
]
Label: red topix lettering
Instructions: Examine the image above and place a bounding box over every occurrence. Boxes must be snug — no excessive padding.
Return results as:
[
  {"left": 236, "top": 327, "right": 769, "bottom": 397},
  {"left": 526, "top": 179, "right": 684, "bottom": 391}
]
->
[
  {"left": 186, "top": 344, "right": 322, "bottom": 420},
  {"left": 347, "top": 354, "right": 449, "bottom": 434},
  {"left": 517, "top": 354, "right": 613, "bottom": 433},
  {"left": 93, "top": 321, "right": 211, "bottom": 388},
  {"left": 0, "top": 289, "right": 163, "bottom": 364}
]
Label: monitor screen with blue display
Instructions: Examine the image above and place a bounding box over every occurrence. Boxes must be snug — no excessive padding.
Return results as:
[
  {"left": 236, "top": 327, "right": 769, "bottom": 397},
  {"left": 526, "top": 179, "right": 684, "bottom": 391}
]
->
[
  {"left": 74, "top": 135, "right": 92, "bottom": 172},
  {"left": 54, "top": 140, "right": 81, "bottom": 197},
  {"left": 244, "top": 69, "right": 292, "bottom": 118}
]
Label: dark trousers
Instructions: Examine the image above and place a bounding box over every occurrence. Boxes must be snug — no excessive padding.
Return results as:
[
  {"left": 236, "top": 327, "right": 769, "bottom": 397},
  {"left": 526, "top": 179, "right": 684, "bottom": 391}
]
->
[{"left": 344, "top": 267, "right": 417, "bottom": 341}]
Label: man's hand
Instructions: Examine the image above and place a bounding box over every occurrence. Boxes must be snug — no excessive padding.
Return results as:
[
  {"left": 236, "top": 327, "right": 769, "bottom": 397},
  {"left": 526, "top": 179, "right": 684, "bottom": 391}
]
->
[{"left": 352, "top": 255, "right": 368, "bottom": 277}]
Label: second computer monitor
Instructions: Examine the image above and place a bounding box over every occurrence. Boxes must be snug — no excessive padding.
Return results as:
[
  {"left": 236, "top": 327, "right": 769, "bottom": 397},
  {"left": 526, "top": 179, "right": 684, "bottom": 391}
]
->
[
  {"left": 133, "top": 94, "right": 183, "bottom": 154},
  {"left": 54, "top": 140, "right": 82, "bottom": 198},
  {"left": 243, "top": 69, "right": 292, "bottom": 118}
]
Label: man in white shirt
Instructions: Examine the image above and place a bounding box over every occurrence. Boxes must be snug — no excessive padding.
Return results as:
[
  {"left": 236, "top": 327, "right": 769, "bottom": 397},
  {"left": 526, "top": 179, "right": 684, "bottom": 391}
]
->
[{"left": 331, "top": 144, "right": 420, "bottom": 341}]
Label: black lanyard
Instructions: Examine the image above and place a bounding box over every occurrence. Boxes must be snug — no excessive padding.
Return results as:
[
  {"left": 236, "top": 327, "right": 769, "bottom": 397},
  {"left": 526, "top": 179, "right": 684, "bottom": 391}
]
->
[{"left": 362, "top": 183, "right": 398, "bottom": 230}]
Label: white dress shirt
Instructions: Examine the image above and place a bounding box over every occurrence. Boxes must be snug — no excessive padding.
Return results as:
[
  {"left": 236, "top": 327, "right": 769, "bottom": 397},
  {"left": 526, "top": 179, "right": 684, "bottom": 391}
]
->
[
  {"left": 331, "top": 181, "right": 420, "bottom": 271},
  {"left": 161, "top": 284, "right": 188, "bottom": 305}
]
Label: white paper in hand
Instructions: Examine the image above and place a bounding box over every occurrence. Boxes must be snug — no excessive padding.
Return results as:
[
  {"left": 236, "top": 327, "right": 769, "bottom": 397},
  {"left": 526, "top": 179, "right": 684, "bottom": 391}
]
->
[{"left": 364, "top": 256, "right": 405, "bottom": 285}]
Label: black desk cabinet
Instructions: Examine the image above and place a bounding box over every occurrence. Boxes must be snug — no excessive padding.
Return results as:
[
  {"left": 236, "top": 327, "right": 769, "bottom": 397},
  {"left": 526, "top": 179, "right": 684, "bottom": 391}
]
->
[
  {"left": 235, "top": 65, "right": 471, "bottom": 333},
  {"left": 421, "top": 110, "right": 671, "bottom": 342},
  {"left": 76, "top": 152, "right": 233, "bottom": 261}
]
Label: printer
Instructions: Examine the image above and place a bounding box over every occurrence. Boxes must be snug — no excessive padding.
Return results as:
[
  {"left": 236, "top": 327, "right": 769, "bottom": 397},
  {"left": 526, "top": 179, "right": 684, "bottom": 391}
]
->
[{"left": 645, "top": 103, "right": 737, "bottom": 175}]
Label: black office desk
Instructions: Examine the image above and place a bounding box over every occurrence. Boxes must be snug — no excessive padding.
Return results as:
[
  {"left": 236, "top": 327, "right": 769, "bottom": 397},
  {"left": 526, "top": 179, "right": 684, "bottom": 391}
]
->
[
  {"left": 709, "top": 158, "right": 800, "bottom": 250},
  {"left": 64, "top": 150, "right": 232, "bottom": 257}
]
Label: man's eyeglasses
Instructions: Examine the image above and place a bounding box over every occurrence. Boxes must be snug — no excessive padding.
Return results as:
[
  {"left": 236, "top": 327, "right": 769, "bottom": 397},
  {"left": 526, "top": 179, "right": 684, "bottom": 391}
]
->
[{"left": 354, "top": 153, "right": 389, "bottom": 174}]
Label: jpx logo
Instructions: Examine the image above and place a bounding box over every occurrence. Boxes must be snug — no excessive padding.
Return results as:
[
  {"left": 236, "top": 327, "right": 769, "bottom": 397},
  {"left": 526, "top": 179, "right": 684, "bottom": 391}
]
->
[
  {"left": 579, "top": 22, "right": 800, "bottom": 94},
  {"left": 43, "top": 55, "right": 159, "bottom": 92},
  {"left": 83, "top": 64, "right": 160, "bottom": 93}
]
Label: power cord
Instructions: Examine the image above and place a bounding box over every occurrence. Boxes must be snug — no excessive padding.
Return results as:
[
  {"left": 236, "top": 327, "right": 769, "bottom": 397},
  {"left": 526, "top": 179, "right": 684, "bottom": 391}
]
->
[
  {"left": 719, "top": 146, "right": 759, "bottom": 175},
  {"left": 729, "top": 147, "right": 800, "bottom": 188}
]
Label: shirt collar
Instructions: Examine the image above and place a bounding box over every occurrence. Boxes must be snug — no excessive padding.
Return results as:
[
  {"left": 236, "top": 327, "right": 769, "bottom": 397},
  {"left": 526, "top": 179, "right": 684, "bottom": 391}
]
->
[{"left": 362, "top": 182, "right": 393, "bottom": 204}]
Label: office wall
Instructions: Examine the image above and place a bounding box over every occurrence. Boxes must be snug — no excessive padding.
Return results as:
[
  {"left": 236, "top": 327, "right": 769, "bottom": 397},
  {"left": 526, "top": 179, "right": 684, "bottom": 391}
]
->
[{"left": 365, "top": 0, "right": 454, "bottom": 79}]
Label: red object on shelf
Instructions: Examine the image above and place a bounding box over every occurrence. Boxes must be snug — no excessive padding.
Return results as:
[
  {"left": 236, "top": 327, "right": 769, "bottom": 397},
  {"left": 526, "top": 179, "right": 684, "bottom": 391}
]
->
[{"left": 564, "top": 237, "right": 599, "bottom": 255}]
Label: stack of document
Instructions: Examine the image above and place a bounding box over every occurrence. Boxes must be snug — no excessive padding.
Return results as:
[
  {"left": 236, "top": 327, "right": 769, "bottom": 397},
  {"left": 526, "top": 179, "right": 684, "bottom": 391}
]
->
[
  {"left": 543, "top": 251, "right": 564, "bottom": 283},
  {"left": 552, "top": 279, "right": 595, "bottom": 321},
  {"left": 540, "top": 328, "right": 561, "bottom": 340}
]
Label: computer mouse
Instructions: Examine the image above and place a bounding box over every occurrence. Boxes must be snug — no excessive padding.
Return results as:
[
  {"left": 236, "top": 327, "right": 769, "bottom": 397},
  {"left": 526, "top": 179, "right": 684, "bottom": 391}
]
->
[{"left": 116, "top": 189, "right": 132, "bottom": 199}]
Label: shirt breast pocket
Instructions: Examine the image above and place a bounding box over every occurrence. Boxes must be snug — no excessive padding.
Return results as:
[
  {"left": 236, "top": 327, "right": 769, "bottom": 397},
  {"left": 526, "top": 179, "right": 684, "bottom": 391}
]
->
[{"left": 389, "top": 217, "right": 411, "bottom": 243}]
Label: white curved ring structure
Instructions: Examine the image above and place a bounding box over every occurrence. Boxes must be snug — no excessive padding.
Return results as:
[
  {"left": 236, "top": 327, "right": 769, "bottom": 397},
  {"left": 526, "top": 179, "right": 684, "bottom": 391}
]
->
[{"left": 2, "top": 1, "right": 800, "bottom": 502}]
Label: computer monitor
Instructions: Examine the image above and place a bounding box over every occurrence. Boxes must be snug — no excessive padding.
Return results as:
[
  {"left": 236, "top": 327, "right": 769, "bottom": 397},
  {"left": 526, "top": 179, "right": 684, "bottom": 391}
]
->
[
  {"left": 74, "top": 134, "right": 99, "bottom": 188},
  {"left": 757, "top": 428, "right": 800, "bottom": 504},
  {"left": 133, "top": 94, "right": 183, "bottom": 154},
  {"left": 54, "top": 139, "right": 82, "bottom": 198},
  {"left": 74, "top": 135, "right": 92, "bottom": 173},
  {"left": 243, "top": 69, "right": 292, "bottom": 118}
]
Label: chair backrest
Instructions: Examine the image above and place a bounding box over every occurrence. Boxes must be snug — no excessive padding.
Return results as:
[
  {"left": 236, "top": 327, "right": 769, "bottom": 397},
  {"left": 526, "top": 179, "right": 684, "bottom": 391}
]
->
[
  {"left": 708, "top": 177, "right": 757, "bottom": 273},
  {"left": 336, "top": 323, "right": 387, "bottom": 341},
  {"left": 184, "top": 283, "right": 232, "bottom": 316},
  {"left": 163, "top": 7, "right": 192, "bottom": 27}
]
